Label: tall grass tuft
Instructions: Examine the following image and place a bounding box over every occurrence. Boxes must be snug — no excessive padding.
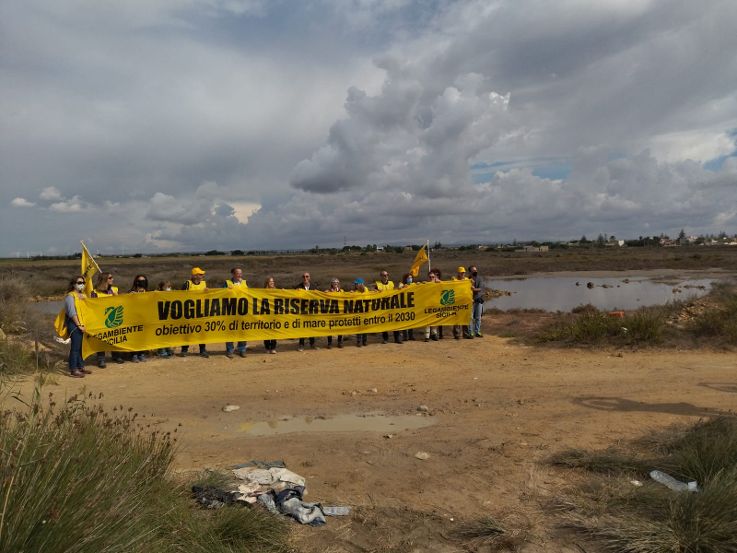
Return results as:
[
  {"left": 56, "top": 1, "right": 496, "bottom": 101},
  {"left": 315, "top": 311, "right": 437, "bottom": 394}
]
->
[
  {"left": 538, "top": 306, "right": 668, "bottom": 346},
  {"left": 0, "top": 387, "right": 290, "bottom": 553},
  {"left": 554, "top": 418, "right": 737, "bottom": 553},
  {"left": 687, "top": 284, "right": 737, "bottom": 345},
  {"left": 0, "top": 274, "right": 30, "bottom": 334}
]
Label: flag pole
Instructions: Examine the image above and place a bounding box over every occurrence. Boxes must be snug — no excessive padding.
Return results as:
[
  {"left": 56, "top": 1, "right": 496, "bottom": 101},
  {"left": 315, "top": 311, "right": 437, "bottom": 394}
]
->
[{"left": 426, "top": 239, "right": 431, "bottom": 273}]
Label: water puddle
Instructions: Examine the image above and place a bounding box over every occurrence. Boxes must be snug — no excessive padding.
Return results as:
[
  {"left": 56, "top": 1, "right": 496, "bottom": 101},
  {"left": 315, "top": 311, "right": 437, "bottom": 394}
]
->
[
  {"left": 239, "top": 412, "right": 435, "bottom": 436},
  {"left": 486, "top": 276, "right": 714, "bottom": 312}
]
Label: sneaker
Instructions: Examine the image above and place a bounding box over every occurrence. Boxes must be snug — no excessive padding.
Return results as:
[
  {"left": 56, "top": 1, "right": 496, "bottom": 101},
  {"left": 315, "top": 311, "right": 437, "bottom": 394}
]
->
[
  {"left": 269, "top": 349, "right": 277, "bottom": 354},
  {"left": 475, "top": 332, "right": 483, "bottom": 338},
  {"left": 237, "top": 351, "right": 246, "bottom": 358},
  {"left": 298, "top": 345, "right": 304, "bottom": 352},
  {"left": 199, "top": 351, "right": 210, "bottom": 358},
  {"left": 131, "top": 356, "right": 140, "bottom": 363},
  {"left": 97, "top": 361, "right": 107, "bottom": 368},
  {"left": 115, "top": 357, "right": 125, "bottom": 364},
  {"left": 382, "top": 339, "right": 388, "bottom": 344},
  {"left": 70, "top": 370, "right": 85, "bottom": 378},
  {"left": 431, "top": 334, "right": 439, "bottom": 341},
  {"left": 338, "top": 343, "right": 343, "bottom": 349},
  {"left": 226, "top": 352, "right": 234, "bottom": 359},
  {"left": 80, "top": 367, "right": 92, "bottom": 374}
]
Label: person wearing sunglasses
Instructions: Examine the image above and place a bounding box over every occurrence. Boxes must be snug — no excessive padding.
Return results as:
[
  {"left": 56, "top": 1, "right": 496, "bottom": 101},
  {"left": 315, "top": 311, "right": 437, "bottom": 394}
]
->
[
  {"left": 91, "top": 272, "right": 124, "bottom": 367},
  {"left": 128, "top": 275, "right": 149, "bottom": 362},
  {"left": 65, "top": 276, "right": 90, "bottom": 378}
]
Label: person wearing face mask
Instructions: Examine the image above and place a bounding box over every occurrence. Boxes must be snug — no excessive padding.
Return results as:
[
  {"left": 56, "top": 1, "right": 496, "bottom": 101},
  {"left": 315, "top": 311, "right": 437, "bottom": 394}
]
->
[
  {"left": 65, "top": 276, "right": 90, "bottom": 378},
  {"left": 156, "top": 281, "right": 174, "bottom": 358},
  {"left": 129, "top": 275, "right": 150, "bottom": 362},
  {"left": 467, "top": 265, "right": 484, "bottom": 338},
  {"left": 398, "top": 273, "right": 417, "bottom": 341},
  {"left": 91, "top": 272, "right": 124, "bottom": 367}
]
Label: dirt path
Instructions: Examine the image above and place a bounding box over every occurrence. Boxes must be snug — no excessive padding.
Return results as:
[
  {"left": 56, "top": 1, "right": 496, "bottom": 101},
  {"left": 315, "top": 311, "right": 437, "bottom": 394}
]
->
[{"left": 8, "top": 334, "right": 737, "bottom": 552}]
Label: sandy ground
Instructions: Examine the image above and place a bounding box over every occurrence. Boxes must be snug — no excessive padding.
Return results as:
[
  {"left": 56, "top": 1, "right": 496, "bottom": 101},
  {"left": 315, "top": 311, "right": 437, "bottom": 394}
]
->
[{"left": 8, "top": 327, "right": 737, "bottom": 552}]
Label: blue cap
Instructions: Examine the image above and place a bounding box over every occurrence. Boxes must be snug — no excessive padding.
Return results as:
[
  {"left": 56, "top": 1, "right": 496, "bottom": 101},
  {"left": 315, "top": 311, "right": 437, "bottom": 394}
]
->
[{"left": 353, "top": 278, "right": 365, "bottom": 285}]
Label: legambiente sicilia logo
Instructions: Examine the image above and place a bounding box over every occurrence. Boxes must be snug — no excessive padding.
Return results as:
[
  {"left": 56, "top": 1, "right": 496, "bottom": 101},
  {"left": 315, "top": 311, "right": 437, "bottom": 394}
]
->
[
  {"left": 439, "top": 289, "right": 455, "bottom": 306},
  {"left": 104, "top": 305, "right": 124, "bottom": 328}
]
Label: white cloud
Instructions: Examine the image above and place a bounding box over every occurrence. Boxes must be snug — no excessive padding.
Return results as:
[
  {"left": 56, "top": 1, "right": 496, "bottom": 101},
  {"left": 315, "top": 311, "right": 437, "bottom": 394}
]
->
[
  {"left": 2, "top": 0, "right": 737, "bottom": 255},
  {"left": 10, "top": 197, "right": 35, "bottom": 207},
  {"left": 39, "top": 186, "right": 62, "bottom": 201}
]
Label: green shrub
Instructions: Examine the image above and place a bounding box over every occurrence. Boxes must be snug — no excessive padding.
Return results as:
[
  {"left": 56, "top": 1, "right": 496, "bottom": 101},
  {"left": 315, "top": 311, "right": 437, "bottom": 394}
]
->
[
  {"left": 538, "top": 307, "right": 667, "bottom": 346},
  {"left": 688, "top": 292, "right": 737, "bottom": 345},
  {"left": 0, "top": 388, "right": 289, "bottom": 553},
  {"left": 0, "top": 274, "right": 30, "bottom": 333},
  {"left": 0, "top": 340, "right": 37, "bottom": 375},
  {"left": 554, "top": 418, "right": 737, "bottom": 553}
]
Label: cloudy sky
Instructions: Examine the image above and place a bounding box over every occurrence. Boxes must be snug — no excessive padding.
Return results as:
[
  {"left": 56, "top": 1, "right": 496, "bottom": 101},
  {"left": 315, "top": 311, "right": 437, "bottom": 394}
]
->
[{"left": 2, "top": 0, "right": 736, "bottom": 256}]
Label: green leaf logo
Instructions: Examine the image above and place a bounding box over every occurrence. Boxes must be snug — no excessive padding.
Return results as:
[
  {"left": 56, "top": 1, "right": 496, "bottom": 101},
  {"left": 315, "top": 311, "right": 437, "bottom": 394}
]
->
[
  {"left": 440, "top": 289, "right": 455, "bottom": 306},
  {"left": 104, "top": 305, "right": 124, "bottom": 328}
]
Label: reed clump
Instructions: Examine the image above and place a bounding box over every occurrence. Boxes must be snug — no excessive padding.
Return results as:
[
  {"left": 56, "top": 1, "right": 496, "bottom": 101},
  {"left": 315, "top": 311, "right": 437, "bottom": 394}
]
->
[{"left": 0, "top": 388, "right": 289, "bottom": 553}]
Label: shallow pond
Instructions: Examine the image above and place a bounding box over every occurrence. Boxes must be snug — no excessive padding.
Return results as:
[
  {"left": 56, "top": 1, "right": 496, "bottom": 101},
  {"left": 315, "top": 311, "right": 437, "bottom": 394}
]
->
[{"left": 486, "top": 276, "right": 713, "bottom": 312}]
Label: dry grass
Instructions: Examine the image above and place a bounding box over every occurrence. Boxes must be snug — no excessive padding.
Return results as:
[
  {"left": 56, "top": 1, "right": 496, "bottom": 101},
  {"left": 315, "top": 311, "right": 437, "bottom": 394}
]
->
[{"left": 552, "top": 418, "right": 737, "bottom": 553}]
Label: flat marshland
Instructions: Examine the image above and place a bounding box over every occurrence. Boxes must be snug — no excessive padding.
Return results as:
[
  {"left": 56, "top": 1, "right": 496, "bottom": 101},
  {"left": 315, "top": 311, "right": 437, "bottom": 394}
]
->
[{"left": 1, "top": 246, "right": 737, "bottom": 552}]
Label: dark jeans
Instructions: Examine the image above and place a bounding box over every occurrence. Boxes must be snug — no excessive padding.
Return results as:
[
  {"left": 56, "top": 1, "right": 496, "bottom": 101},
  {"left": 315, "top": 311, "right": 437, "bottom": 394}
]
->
[
  {"left": 225, "top": 341, "right": 247, "bottom": 354},
  {"left": 68, "top": 320, "right": 84, "bottom": 371},
  {"left": 327, "top": 335, "right": 343, "bottom": 346},
  {"left": 264, "top": 339, "right": 277, "bottom": 351},
  {"left": 299, "top": 337, "right": 315, "bottom": 347},
  {"left": 381, "top": 331, "right": 403, "bottom": 343},
  {"left": 181, "top": 344, "right": 207, "bottom": 353}
]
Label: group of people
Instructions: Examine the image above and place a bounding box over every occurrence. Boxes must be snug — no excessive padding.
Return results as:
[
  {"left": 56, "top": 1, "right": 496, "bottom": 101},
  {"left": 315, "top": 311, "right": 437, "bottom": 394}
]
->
[{"left": 62, "top": 264, "right": 484, "bottom": 378}]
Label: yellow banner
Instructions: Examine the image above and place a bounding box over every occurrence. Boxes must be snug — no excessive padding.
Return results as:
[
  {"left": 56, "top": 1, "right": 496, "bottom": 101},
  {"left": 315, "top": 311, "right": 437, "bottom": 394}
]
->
[{"left": 78, "top": 281, "right": 472, "bottom": 356}]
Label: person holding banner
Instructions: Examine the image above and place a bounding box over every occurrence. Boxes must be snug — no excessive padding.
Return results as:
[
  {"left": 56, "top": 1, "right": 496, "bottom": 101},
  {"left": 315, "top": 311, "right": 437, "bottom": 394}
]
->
[
  {"left": 424, "top": 269, "right": 443, "bottom": 342},
  {"left": 398, "top": 273, "right": 417, "bottom": 341},
  {"left": 91, "top": 272, "right": 124, "bottom": 367},
  {"left": 468, "top": 264, "right": 484, "bottom": 338},
  {"left": 178, "top": 267, "right": 210, "bottom": 358},
  {"left": 129, "top": 275, "right": 150, "bottom": 362},
  {"left": 65, "top": 276, "right": 90, "bottom": 378},
  {"left": 325, "top": 277, "right": 344, "bottom": 349},
  {"left": 452, "top": 266, "right": 472, "bottom": 340},
  {"left": 374, "top": 270, "right": 403, "bottom": 344},
  {"left": 263, "top": 276, "right": 278, "bottom": 354},
  {"left": 352, "top": 278, "right": 369, "bottom": 347},
  {"left": 224, "top": 267, "right": 248, "bottom": 358},
  {"left": 156, "top": 281, "right": 174, "bottom": 358},
  {"left": 296, "top": 272, "right": 317, "bottom": 351}
]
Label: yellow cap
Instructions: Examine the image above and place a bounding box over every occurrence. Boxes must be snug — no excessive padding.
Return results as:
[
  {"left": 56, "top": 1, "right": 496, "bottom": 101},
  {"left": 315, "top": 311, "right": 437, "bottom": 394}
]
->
[
  {"left": 457, "top": 266, "right": 466, "bottom": 273},
  {"left": 191, "top": 267, "right": 206, "bottom": 276}
]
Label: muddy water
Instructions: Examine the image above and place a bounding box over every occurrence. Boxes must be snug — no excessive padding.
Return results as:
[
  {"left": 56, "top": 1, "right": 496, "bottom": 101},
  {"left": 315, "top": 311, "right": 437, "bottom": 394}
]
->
[
  {"left": 487, "top": 276, "right": 713, "bottom": 312},
  {"left": 239, "top": 413, "right": 435, "bottom": 436}
]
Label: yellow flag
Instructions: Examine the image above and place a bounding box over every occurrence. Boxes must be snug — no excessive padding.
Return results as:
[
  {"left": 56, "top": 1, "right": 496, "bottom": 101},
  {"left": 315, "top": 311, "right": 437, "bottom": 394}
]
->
[
  {"left": 80, "top": 242, "right": 100, "bottom": 296},
  {"left": 409, "top": 245, "right": 429, "bottom": 277}
]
